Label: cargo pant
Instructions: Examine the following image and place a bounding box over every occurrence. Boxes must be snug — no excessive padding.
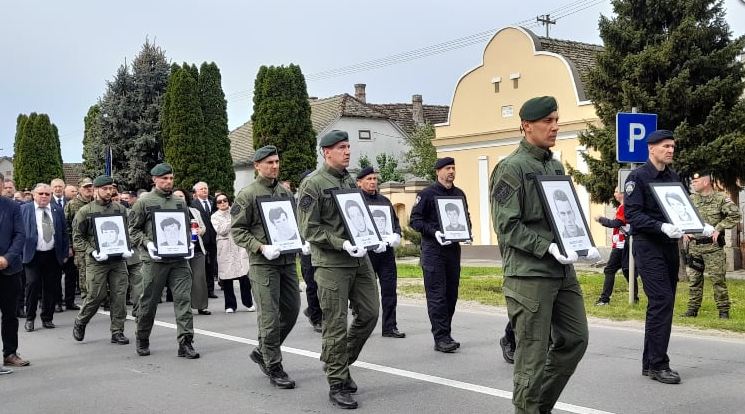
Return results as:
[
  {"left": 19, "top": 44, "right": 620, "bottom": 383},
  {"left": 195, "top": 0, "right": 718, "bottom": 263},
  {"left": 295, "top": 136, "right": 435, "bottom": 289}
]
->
[
  {"left": 127, "top": 262, "right": 143, "bottom": 318},
  {"left": 75, "top": 258, "right": 128, "bottom": 334},
  {"left": 687, "top": 243, "right": 730, "bottom": 312},
  {"left": 136, "top": 260, "right": 194, "bottom": 343},
  {"left": 75, "top": 251, "right": 88, "bottom": 299}
]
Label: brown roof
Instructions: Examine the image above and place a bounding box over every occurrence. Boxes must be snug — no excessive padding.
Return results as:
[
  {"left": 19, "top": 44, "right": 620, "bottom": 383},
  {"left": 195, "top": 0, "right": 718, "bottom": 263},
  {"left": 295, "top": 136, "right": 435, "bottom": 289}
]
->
[
  {"left": 369, "top": 103, "right": 450, "bottom": 134},
  {"left": 530, "top": 32, "right": 603, "bottom": 101},
  {"left": 62, "top": 163, "right": 82, "bottom": 185},
  {"left": 310, "top": 94, "right": 392, "bottom": 133}
]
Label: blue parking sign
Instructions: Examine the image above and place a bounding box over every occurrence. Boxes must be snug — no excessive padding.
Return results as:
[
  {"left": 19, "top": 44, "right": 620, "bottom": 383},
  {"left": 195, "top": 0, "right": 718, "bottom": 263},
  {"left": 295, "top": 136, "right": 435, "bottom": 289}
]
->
[{"left": 616, "top": 112, "right": 657, "bottom": 163}]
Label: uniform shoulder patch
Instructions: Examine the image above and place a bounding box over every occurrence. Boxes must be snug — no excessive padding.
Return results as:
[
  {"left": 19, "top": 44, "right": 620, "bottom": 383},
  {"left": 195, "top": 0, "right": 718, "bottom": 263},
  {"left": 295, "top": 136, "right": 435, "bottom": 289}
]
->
[
  {"left": 492, "top": 180, "right": 514, "bottom": 204},
  {"left": 414, "top": 195, "right": 421, "bottom": 206},
  {"left": 299, "top": 194, "right": 314, "bottom": 212},
  {"left": 625, "top": 181, "right": 635, "bottom": 196},
  {"left": 230, "top": 203, "right": 242, "bottom": 217}
]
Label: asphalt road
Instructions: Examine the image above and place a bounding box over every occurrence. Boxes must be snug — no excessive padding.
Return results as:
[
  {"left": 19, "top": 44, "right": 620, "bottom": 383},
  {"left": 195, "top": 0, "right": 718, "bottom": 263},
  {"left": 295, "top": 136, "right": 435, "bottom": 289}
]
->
[{"left": 3, "top": 290, "right": 745, "bottom": 414}]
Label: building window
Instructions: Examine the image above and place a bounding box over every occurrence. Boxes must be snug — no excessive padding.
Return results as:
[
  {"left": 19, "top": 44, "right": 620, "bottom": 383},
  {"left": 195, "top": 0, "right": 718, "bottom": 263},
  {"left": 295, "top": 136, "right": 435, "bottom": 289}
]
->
[
  {"left": 501, "top": 105, "right": 513, "bottom": 118},
  {"left": 510, "top": 72, "right": 520, "bottom": 89},
  {"left": 359, "top": 130, "right": 371, "bottom": 140},
  {"left": 491, "top": 76, "right": 501, "bottom": 93}
]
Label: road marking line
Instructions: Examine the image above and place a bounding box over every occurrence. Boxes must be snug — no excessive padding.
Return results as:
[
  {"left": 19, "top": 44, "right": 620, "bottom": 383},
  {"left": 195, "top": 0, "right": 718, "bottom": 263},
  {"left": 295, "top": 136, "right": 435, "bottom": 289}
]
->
[{"left": 117, "top": 312, "right": 615, "bottom": 414}]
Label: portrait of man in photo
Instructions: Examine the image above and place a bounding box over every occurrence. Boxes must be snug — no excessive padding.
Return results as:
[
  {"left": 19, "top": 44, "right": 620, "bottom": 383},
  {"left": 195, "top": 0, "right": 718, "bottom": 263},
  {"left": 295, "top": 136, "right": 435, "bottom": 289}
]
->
[
  {"left": 160, "top": 217, "right": 185, "bottom": 246},
  {"left": 553, "top": 189, "right": 585, "bottom": 238},
  {"left": 268, "top": 206, "right": 298, "bottom": 241},
  {"left": 345, "top": 199, "right": 374, "bottom": 237},
  {"left": 664, "top": 192, "right": 693, "bottom": 223},
  {"left": 371, "top": 209, "right": 391, "bottom": 236},
  {"left": 99, "top": 220, "right": 125, "bottom": 248},
  {"left": 444, "top": 202, "right": 466, "bottom": 231}
]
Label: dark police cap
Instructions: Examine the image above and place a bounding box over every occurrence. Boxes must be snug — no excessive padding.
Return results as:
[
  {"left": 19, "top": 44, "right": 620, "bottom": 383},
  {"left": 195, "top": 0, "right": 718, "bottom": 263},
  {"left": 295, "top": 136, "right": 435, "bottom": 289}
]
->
[
  {"left": 519, "top": 96, "right": 558, "bottom": 121},
  {"left": 356, "top": 166, "right": 375, "bottom": 180},
  {"left": 434, "top": 157, "right": 455, "bottom": 170},
  {"left": 319, "top": 130, "right": 349, "bottom": 148},
  {"left": 150, "top": 163, "right": 173, "bottom": 176},
  {"left": 253, "top": 145, "right": 278, "bottom": 162},
  {"left": 692, "top": 170, "right": 711, "bottom": 179},
  {"left": 647, "top": 129, "right": 674, "bottom": 144},
  {"left": 93, "top": 175, "right": 113, "bottom": 187}
]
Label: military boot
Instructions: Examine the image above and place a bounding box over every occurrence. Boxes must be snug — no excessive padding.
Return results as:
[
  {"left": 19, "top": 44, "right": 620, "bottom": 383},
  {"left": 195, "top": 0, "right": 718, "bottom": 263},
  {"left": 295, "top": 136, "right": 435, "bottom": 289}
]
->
[
  {"left": 268, "top": 364, "right": 296, "bottom": 389},
  {"left": 111, "top": 332, "right": 130, "bottom": 345},
  {"left": 719, "top": 311, "right": 730, "bottom": 319},
  {"left": 136, "top": 338, "right": 150, "bottom": 356},
  {"left": 682, "top": 309, "right": 698, "bottom": 317},
  {"left": 250, "top": 348, "right": 269, "bottom": 376},
  {"left": 499, "top": 336, "right": 515, "bottom": 364},
  {"left": 72, "top": 320, "right": 86, "bottom": 342},
  {"left": 344, "top": 375, "right": 358, "bottom": 393},
  {"left": 178, "top": 337, "right": 200, "bottom": 359},
  {"left": 329, "top": 383, "right": 358, "bottom": 409}
]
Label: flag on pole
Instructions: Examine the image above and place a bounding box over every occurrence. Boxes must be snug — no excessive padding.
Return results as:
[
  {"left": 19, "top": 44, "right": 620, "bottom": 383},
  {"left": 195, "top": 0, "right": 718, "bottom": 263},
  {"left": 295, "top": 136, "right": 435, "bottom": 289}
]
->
[{"left": 104, "top": 145, "right": 112, "bottom": 176}]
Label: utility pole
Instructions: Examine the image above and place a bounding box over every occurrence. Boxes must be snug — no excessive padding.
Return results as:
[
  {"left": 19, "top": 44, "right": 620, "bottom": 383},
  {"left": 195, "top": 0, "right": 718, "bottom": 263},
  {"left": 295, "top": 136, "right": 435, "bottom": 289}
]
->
[{"left": 536, "top": 14, "right": 556, "bottom": 38}]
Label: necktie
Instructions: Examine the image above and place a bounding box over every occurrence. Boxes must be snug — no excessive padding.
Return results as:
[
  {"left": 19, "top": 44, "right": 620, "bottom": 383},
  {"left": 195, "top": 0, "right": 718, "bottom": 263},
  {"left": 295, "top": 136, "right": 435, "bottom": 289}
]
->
[
  {"left": 42, "top": 209, "right": 53, "bottom": 243},
  {"left": 203, "top": 200, "right": 210, "bottom": 212}
]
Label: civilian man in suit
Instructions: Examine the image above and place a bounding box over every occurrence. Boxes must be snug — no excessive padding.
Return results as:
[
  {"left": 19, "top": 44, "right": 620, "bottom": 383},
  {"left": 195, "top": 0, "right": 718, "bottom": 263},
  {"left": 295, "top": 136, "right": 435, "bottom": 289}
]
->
[
  {"left": 0, "top": 173, "right": 30, "bottom": 373},
  {"left": 192, "top": 181, "right": 218, "bottom": 298},
  {"left": 51, "top": 178, "right": 67, "bottom": 209},
  {"left": 20, "top": 183, "right": 69, "bottom": 332}
]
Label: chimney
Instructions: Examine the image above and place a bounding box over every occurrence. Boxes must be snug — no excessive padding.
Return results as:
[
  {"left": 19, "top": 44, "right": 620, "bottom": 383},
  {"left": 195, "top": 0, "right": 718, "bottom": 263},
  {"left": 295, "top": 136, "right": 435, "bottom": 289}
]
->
[
  {"left": 354, "top": 83, "right": 366, "bottom": 103},
  {"left": 412, "top": 94, "right": 424, "bottom": 125}
]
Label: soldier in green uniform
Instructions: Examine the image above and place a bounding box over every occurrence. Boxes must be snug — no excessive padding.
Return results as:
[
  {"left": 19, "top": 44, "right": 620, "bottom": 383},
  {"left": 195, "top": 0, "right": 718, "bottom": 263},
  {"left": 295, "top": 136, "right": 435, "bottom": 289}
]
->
[
  {"left": 231, "top": 145, "right": 305, "bottom": 389},
  {"left": 124, "top": 204, "right": 143, "bottom": 318},
  {"left": 297, "top": 130, "right": 386, "bottom": 410},
  {"left": 683, "top": 171, "right": 741, "bottom": 319},
  {"left": 71, "top": 176, "right": 133, "bottom": 344},
  {"left": 129, "top": 163, "right": 199, "bottom": 359},
  {"left": 490, "top": 96, "right": 598, "bottom": 414},
  {"left": 65, "top": 177, "right": 94, "bottom": 299}
]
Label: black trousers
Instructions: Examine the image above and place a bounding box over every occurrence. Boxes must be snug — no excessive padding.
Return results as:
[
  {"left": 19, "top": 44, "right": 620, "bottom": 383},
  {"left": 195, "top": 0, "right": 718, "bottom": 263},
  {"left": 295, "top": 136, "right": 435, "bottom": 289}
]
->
[
  {"left": 1, "top": 271, "right": 20, "bottom": 357},
  {"left": 25, "top": 250, "right": 62, "bottom": 323},
  {"left": 300, "top": 254, "right": 322, "bottom": 324},
  {"left": 205, "top": 243, "right": 218, "bottom": 295},
  {"left": 223, "top": 276, "right": 253, "bottom": 310},
  {"left": 368, "top": 248, "right": 399, "bottom": 333},
  {"left": 634, "top": 239, "right": 679, "bottom": 371},
  {"left": 421, "top": 244, "right": 461, "bottom": 343},
  {"left": 16, "top": 270, "right": 26, "bottom": 316},
  {"left": 599, "top": 246, "right": 637, "bottom": 302},
  {"left": 60, "top": 259, "right": 78, "bottom": 306}
]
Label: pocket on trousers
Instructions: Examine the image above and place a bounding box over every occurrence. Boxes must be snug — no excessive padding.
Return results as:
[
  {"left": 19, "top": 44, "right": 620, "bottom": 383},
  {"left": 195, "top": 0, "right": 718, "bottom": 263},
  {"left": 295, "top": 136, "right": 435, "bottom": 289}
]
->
[
  {"left": 503, "top": 286, "right": 539, "bottom": 313},
  {"left": 512, "top": 372, "right": 531, "bottom": 409},
  {"left": 320, "top": 337, "right": 337, "bottom": 363},
  {"left": 503, "top": 285, "right": 542, "bottom": 341},
  {"left": 315, "top": 273, "right": 338, "bottom": 292}
]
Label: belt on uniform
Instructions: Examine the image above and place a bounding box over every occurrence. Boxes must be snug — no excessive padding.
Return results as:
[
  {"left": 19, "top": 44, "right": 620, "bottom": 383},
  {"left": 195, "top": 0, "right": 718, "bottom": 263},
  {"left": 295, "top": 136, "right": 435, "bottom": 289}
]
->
[{"left": 694, "top": 237, "right": 713, "bottom": 244}]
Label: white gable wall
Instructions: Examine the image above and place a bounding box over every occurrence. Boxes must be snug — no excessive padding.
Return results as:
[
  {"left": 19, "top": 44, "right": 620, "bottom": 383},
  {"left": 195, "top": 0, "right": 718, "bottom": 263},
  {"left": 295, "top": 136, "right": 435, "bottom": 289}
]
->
[{"left": 316, "top": 118, "right": 409, "bottom": 170}]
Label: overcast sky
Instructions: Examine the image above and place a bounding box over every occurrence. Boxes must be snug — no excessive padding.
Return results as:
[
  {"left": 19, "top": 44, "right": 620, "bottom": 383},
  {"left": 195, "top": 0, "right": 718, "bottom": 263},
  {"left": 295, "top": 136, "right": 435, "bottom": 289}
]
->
[{"left": 2, "top": 0, "right": 744, "bottom": 163}]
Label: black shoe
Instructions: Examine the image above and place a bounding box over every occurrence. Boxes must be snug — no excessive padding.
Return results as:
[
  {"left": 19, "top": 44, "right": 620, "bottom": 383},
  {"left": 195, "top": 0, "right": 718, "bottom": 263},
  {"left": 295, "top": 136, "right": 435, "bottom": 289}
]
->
[
  {"left": 649, "top": 368, "right": 681, "bottom": 384},
  {"left": 24, "top": 320, "right": 34, "bottom": 332},
  {"left": 42, "top": 321, "right": 56, "bottom": 329},
  {"left": 268, "top": 364, "right": 296, "bottom": 389},
  {"left": 448, "top": 338, "right": 461, "bottom": 349},
  {"left": 250, "top": 348, "right": 269, "bottom": 376},
  {"left": 329, "top": 383, "right": 358, "bottom": 409},
  {"left": 382, "top": 329, "right": 406, "bottom": 339},
  {"left": 197, "top": 309, "right": 211, "bottom": 315},
  {"left": 682, "top": 309, "right": 698, "bottom": 317},
  {"left": 178, "top": 337, "right": 200, "bottom": 359},
  {"left": 136, "top": 338, "right": 150, "bottom": 356},
  {"left": 72, "top": 320, "right": 86, "bottom": 341},
  {"left": 208, "top": 293, "right": 219, "bottom": 299},
  {"left": 66, "top": 304, "right": 81, "bottom": 311},
  {"left": 344, "top": 375, "right": 358, "bottom": 394},
  {"left": 719, "top": 311, "right": 730, "bottom": 319},
  {"left": 499, "top": 336, "right": 515, "bottom": 364},
  {"left": 55, "top": 304, "right": 64, "bottom": 313},
  {"left": 434, "top": 340, "right": 458, "bottom": 353},
  {"left": 643, "top": 367, "right": 677, "bottom": 377},
  {"left": 312, "top": 321, "right": 323, "bottom": 333},
  {"left": 111, "top": 332, "right": 130, "bottom": 345},
  {"left": 17, "top": 310, "right": 26, "bottom": 319}
]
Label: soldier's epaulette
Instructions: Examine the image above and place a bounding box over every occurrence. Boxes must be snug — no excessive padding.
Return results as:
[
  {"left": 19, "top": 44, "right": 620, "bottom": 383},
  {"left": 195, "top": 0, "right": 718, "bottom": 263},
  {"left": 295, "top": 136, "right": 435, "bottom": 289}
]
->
[
  {"left": 145, "top": 205, "right": 161, "bottom": 213},
  {"left": 323, "top": 187, "right": 339, "bottom": 195}
]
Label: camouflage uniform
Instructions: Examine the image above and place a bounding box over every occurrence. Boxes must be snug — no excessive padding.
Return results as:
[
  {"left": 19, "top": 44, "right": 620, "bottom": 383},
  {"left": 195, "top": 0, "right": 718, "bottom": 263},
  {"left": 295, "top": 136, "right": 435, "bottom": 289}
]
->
[
  {"left": 686, "top": 192, "right": 741, "bottom": 313},
  {"left": 65, "top": 194, "right": 91, "bottom": 298}
]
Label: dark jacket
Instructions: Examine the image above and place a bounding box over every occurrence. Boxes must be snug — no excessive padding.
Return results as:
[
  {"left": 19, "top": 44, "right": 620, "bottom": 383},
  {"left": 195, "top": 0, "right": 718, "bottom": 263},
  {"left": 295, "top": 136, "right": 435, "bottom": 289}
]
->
[
  {"left": 20, "top": 202, "right": 69, "bottom": 265},
  {"left": 192, "top": 197, "right": 217, "bottom": 246},
  {"left": 0, "top": 197, "right": 25, "bottom": 275}
]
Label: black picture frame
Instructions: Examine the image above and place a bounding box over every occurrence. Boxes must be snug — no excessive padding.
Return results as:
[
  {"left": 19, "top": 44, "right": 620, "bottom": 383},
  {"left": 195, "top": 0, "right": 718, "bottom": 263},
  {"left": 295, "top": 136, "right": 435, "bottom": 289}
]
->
[
  {"left": 330, "top": 188, "right": 382, "bottom": 250},
  {"left": 649, "top": 182, "right": 705, "bottom": 233},
  {"left": 434, "top": 196, "right": 472, "bottom": 242},
  {"left": 256, "top": 196, "right": 304, "bottom": 254},
  {"left": 151, "top": 209, "right": 190, "bottom": 258},
  {"left": 535, "top": 176, "right": 595, "bottom": 256},
  {"left": 91, "top": 212, "right": 131, "bottom": 257}
]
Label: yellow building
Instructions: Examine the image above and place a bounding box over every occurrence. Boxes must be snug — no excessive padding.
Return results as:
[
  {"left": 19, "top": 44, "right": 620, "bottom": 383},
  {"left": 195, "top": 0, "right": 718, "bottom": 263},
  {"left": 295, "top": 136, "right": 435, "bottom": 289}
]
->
[{"left": 433, "top": 26, "right": 608, "bottom": 246}]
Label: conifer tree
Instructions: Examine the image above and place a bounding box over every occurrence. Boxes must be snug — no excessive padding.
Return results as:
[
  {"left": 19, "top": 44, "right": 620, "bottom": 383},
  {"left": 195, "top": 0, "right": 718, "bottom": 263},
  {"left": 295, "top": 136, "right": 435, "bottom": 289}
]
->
[
  {"left": 82, "top": 104, "right": 105, "bottom": 178},
  {"left": 570, "top": 0, "right": 745, "bottom": 202},
  {"left": 13, "top": 113, "right": 63, "bottom": 188},
  {"left": 198, "top": 62, "right": 235, "bottom": 196}
]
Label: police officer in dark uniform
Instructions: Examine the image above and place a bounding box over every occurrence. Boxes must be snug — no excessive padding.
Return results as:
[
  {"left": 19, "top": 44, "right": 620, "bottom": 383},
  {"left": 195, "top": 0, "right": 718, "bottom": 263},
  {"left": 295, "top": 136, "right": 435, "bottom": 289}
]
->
[
  {"left": 357, "top": 167, "right": 405, "bottom": 338},
  {"left": 410, "top": 157, "right": 470, "bottom": 353},
  {"left": 624, "top": 129, "right": 683, "bottom": 384}
]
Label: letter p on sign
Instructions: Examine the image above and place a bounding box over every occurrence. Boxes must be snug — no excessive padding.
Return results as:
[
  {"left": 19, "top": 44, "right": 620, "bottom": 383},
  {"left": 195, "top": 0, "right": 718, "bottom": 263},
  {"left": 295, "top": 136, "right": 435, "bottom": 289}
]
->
[{"left": 629, "top": 123, "right": 645, "bottom": 152}]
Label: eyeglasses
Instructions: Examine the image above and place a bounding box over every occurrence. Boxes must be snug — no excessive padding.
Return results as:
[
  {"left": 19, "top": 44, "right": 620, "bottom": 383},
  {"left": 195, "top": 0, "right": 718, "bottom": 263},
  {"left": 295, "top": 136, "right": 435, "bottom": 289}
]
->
[
  {"left": 216, "top": 199, "right": 228, "bottom": 204},
  {"left": 36, "top": 192, "right": 51, "bottom": 196}
]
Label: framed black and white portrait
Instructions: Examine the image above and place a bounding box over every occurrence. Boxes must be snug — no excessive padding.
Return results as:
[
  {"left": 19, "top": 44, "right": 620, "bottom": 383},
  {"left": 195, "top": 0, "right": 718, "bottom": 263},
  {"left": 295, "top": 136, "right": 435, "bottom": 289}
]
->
[
  {"left": 92, "top": 212, "right": 130, "bottom": 257},
  {"left": 536, "top": 176, "right": 595, "bottom": 256},
  {"left": 152, "top": 209, "right": 190, "bottom": 257},
  {"left": 649, "top": 182, "right": 704, "bottom": 233},
  {"left": 435, "top": 196, "right": 472, "bottom": 242},
  {"left": 331, "top": 189, "right": 382, "bottom": 250},
  {"left": 257, "top": 196, "right": 304, "bottom": 254},
  {"left": 368, "top": 204, "right": 393, "bottom": 237}
]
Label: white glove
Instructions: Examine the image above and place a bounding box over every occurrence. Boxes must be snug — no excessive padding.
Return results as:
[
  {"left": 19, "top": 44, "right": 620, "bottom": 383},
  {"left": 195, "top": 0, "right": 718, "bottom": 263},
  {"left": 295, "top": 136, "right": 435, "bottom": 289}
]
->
[
  {"left": 373, "top": 241, "right": 387, "bottom": 254},
  {"left": 185, "top": 243, "right": 195, "bottom": 260},
  {"left": 434, "top": 231, "right": 452, "bottom": 246},
  {"left": 301, "top": 241, "right": 311, "bottom": 256},
  {"left": 386, "top": 233, "right": 401, "bottom": 248},
  {"left": 582, "top": 247, "right": 601, "bottom": 262},
  {"left": 622, "top": 224, "right": 631, "bottom": 233},
  {"left": 548, "top": 243, "right": 578, "bottom": 265},
  {"left": 261, "top": 245, "right": 281, "bottom": 261},
  {"left": 342, "top": 240, "right": 367, "bottom": 258},
  {"left": 122, "top": 249, "right": 134, "bottom": 259},
  {"left": 660, "top": 223, "right": 684, "bottom": 239},
  {"left": 702, "top": 224, "right": 715, "bottom": 237},
  {"left": 91, "top": 250, "right": 108, "bottom": 262},
  {"left": 146, "top": 241, "right": 162, "bottom": 260}
]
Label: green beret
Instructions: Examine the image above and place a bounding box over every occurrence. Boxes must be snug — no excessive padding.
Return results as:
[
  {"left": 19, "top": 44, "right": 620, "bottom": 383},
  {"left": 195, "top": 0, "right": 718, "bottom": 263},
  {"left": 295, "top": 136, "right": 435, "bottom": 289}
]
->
[
  {"left": 253, "top": 145, "right": 278, "bottom": 162},
  {"left": 150, "top": 163, "right": 173, "bottom": 177},
  {"left": 319, "top": 130, "right": 349, "bottom": 148},
  {"left": 93, "top": 175, "right": 113, "bottom": 187},
  {"left": 519, "top": 96, "right": 558, "bottom": 121}
]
